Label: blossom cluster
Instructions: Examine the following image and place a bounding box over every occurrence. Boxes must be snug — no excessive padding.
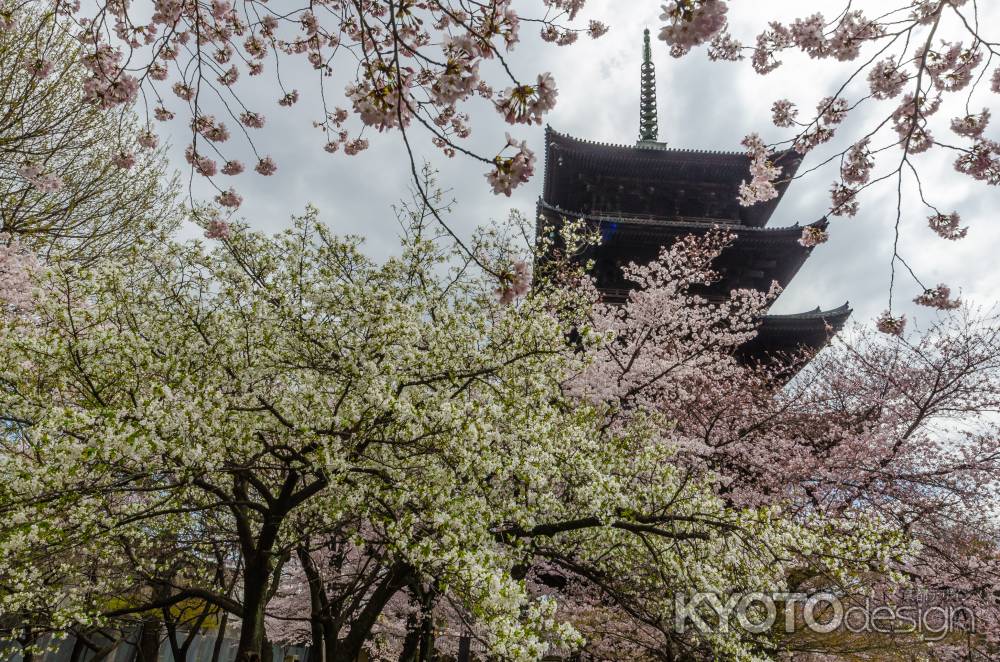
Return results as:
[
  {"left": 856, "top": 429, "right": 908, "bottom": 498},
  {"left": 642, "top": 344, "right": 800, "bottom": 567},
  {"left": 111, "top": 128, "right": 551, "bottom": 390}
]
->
[
  {"left": 3, "top": 208, "right": 1000, "bottom": 660},
  {"left": 16, "top": 162, "right": 63, "bottom": 192},
  {"left": 868, "top": 58, "right": 909, "bottom": 99},
  {"left": 798, "top": 225, "right": 829, "bottom": 247},
  {"left": 737, "top": 133, "right": 781, "bottom": 206},
  {"left": 876, "top": 310, "right": 907, "bottom": 336},
  {"left": 31, "top": 0, "right": 608, "bottom": 207},
  {"left": 495, "top": 260, "right": 532, "bottom": 304},
  {"left": 951, "top": 109, "right": 990, "bottom": 138},
  {"left": 666, "top": 0, "right": 1000, "bottom": 267},
  {"left": 658, "top": 0, "right": 729, "bottom": 57},
  {"left": 913, "top": 284, "right": 960, "bottom": 310},
  {"left": 954, "top": 139, "right": 1000, "bottom": 185},
  {"left": 0, "top": 234, "right": 37, "bottom": 311},
  {"left": 487, "top": 134, "right": 537, "bottom": 196},
  {"left": 927, "top": 212, "right": 968, "bottom": 240}
]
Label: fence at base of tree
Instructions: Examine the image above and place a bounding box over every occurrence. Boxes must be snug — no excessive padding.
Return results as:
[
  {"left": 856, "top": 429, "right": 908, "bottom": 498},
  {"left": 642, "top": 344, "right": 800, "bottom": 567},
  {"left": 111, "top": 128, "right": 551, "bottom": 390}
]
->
[{"left": 0, "top": 626, "right": 309, "bottom": 662}]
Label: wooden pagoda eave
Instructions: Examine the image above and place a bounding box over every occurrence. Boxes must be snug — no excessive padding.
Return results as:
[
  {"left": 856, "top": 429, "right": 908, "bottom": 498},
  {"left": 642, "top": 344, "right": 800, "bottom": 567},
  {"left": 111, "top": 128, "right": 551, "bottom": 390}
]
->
[
  {"left": 537, "top": 201, "right": 823, "bottom": 247},
  {"left": 543, "top": 126, "right": 802, "bottom": 228},
  {"left": 734, "top": 303, "right": 852, "bottom": 367}
]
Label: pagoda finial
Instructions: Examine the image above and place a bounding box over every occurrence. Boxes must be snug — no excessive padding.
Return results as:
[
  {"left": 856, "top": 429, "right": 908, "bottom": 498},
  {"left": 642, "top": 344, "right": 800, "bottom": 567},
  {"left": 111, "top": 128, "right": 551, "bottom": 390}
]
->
[{"left": 639, "top": 28, "right": 659, "bottom": 143}]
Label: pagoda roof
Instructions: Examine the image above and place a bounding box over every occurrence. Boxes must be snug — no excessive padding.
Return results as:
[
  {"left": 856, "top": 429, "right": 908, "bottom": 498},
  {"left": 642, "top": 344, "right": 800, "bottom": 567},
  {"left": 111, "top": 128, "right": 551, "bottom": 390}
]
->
[
  {"left": 542, "top": 127, "right": 803, "bottom": 227},
  {"left": 537, "top": 200, "right": 824, "bottom": 239},
  {"left": 763, "top": 303, "right": 852, "bottom": 326},
  {"left": 737, "top": 303, "right": 852, "bottom": 365},
  {"left": 537, "top": 201, "right": 824, "bottom": 293},
  {"left": 538, "top": 201, "right": 823, "bottom": 241}
]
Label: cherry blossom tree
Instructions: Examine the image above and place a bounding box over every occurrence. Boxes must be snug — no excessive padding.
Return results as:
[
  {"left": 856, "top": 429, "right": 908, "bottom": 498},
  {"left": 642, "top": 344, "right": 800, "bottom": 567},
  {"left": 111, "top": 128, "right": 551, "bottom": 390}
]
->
[
  {"left": 9, "top": 0, "right": 610, "bottom": 220},
  {"left": 656, "top": 0, "right": 1000, "bottom": 328},
  {"left": 0, "top": 5, "right": 179, "bottom": 264},
  {"left": 0, "top": 201, "right": 908, "bottom": 662},
  {"left": 542, "top": 228, "right": 1000, "bottom": 659}
]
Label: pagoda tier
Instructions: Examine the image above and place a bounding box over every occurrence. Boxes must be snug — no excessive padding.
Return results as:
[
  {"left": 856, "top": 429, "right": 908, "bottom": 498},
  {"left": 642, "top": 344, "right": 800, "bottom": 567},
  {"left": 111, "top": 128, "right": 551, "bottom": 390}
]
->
[
  {"left": 538, "top": 200, "right": 851, "bottom": 364},
  {"left": 534, "top": 32, "right": 849, "bottom": 367},
  {"left": 537, "top": 201, "right": 822, "bottom": 299},
  {"left": 543, "top": 127, "right": 803, "bottom": 228},
  {"left": 737, "top": 304, "right": 852, "bottom": 368}
]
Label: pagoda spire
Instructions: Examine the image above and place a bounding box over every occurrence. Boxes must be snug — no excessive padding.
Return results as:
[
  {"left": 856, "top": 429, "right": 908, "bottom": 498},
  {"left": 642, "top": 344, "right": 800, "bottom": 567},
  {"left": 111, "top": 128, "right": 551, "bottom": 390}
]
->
[{"left": 638, "top": 28, "right": 659, "bottom": 143}]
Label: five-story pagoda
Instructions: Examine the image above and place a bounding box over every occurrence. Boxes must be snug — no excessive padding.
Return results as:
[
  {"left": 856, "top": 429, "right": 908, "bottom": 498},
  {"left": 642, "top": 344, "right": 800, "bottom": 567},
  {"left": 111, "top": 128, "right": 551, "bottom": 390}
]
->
[{"left": 538, "top": 29, "right": 850, "bottom": 366}]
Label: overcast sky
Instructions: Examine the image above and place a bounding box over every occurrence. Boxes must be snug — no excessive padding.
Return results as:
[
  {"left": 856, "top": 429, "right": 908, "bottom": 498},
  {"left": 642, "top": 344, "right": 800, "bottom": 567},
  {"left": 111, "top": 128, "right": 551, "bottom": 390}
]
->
[{"left": 160, "top": 0, "right": 1000, "bottom": 329}]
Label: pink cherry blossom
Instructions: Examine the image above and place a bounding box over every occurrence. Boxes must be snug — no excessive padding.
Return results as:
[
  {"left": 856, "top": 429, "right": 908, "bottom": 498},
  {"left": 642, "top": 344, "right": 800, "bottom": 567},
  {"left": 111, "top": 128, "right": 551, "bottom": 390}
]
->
[
  {"left": 738, "top": 133, "right": 781, "bottom": 206},
  {"left": 172, "top": 82, "right": 194, "bottom": 100},
  {"left": 214, "top": 188, "right": 242, "bottom": 208},
  {"left": 892, "top": 92, "right": 940, "bottom": 153},
  {"left": 876, "top": 310, "right": 907, "bottom": 336},
  {"left": 927, "top": 212, "right": 968, "bottom": 240},
  {"left": 659, "top": 0, "right": 729, "bottom": 57},
  {"left": 343, "top": 138, "right": 369, "bottom": 155},
  {"left": 798, "top": 225, "right": 828, "bottom": 247},
  {"left": 792, "top": 125, "right": 835, "bottom": 154},
  {"left": 148, "top": 63, "right": 168, "bottom": 80},
  {"left": 24, "top": 58, "right": 53, "bottom": 78},
  {"left": 914, "top": 284, "right": 960, "bottom": 310},
  {"left": 486, "top": 134, "right": 535, "bottom": 196},
  {"left": 494, "top": 260, "right": 532, "bottom": 304},
  {"left": 254, "top": 157, "right": 277, "bottom": 176},
  {"left": 817, "top": 96, "right": 848, "bottom": 125},
  {"left": 951, "top": 110, "right": 990, "bottom": 138},
  {"left": 79, "top": 43, "right": 139, "bottom": 109},
  {"left": 137, "top": 131, "right": 159, "bottom": 149},
  {"left": 112, "top": 151, "right": 136, "bottom": 169},
  {"left": 153, "top": 106, "right": 174, "bottom": 121},
  {"left": 17, "top": 163, "right": 64, "bottom": 193},
  {"left": 240, "top": 112, "right": 265, "bottom": 128},
  {"left": 587, "top": 21, "right": 609, "bottom": 39},
  {"left": 841, "top": 138, "right": 873, "bottom": 186},
  {"left": 495, "top": 73, "right": 558, "bottom": 125},
  {"left": 204, "top": 219, "right": 231, "bottom": 239},
  {"left": 954, "top": 139, "right": 1000, "bottom": 184},
  {"left": 221, "top": 160, "right": 244, "bottom": 175},
  {"left": 771, "top": 99, "right": 797, "bottom": 127},
  {"left": 869, "top": 58, "right": 908, "bottom": 99},
  {"left": 217, "top": 65, "right": 238, "bottom": 86},
  {"left": 185, "top": 146, "right": 218, "bottom": 177},
  {"left": 921, "top": 41, "right": 982, "bottom": 92},
  {"left": 789, "top": 13, "right": 827, "bottom": 57},
  {"left": 829, "top": 182, "right": 860, "bottom": 217}
]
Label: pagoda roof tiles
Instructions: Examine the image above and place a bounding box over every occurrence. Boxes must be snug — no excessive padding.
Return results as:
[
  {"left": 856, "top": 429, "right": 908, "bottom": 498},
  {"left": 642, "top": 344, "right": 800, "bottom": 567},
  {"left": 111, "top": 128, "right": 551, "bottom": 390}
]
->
[
  {"left": 763, "top": 303, "right": 852, "bottom": 323},
  {"left": 543, "top": 127, "right": 803, "bottom": 228},
  {"left": 537, "top": 200, "right": 825, "bottom": 243},
  {"left": 545, "top": 126, "right": 748, "bottom": 159},
  {"left": 733, "top": 303, "right": 852, "bottom": 368}
]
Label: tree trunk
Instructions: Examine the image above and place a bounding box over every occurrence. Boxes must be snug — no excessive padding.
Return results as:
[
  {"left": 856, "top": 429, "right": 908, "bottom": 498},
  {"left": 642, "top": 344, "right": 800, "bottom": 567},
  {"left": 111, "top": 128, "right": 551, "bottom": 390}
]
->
[
  {"left": 416, "top": 617, "right": 434, "bottom": 662},
  {"left": 397, "top": 616, "right": 421, "bottom": 662},
  {"left": 321, "top": 619, "right": 337, "bottom": 662},
  {"left": 307, "top": 620, "right": 324, "bottom": 662},
  {"left": 397, "top": 607, "right": 435, "bottom": 662},
  {"left": 236, "top": 558, "right": 270, "bottom": 659},
  {"left": 134, "top": 616, "right": 161, "bottom": 662},
  {"left": 298, "top": 547, "right": 327, "bottom": 662},
  {"left": 211, "top": 612, "right": 229, "bottom": 662},
  {"left": 68, "top": 634, "right": 88, "bottom": 662},
  {"left": 164, "top": 614, "right": 186, "bottom": 662},
  {"left": 328, "top": 563, "right": 410, "bottom": 662}
]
